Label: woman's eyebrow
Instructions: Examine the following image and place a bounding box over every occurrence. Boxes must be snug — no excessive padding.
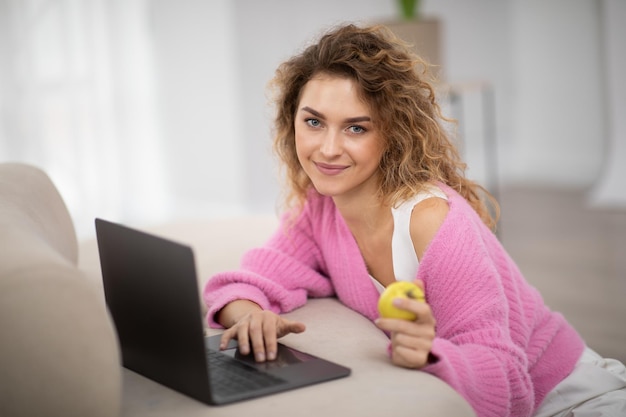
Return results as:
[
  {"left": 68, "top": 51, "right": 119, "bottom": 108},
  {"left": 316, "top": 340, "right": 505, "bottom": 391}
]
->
[
  {"left": 345, "top": 116, "right": 371, "bottom": 123},
  {"left": 300, "top": 106, "right": 371, "bottom": 123},
  {"left": 300, "top": 106, "right": 325, "bottom": 119}
]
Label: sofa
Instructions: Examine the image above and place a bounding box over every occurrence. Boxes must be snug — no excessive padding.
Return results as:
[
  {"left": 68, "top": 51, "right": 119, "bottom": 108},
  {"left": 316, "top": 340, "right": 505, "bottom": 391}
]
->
[{"left": 0, "top": 162, "right": 476, "bottom": 417}]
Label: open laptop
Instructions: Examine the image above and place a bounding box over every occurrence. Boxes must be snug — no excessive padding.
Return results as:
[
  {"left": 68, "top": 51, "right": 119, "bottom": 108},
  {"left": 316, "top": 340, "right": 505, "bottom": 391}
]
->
[{"left": 95, "top": 218, "right": 350, "bottom": 406}]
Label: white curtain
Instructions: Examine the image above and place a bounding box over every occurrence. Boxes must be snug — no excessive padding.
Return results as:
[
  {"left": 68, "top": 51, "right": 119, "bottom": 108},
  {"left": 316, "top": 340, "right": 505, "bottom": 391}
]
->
[{"left": 0, "top": 0, "right": 167, "bottom": 238}]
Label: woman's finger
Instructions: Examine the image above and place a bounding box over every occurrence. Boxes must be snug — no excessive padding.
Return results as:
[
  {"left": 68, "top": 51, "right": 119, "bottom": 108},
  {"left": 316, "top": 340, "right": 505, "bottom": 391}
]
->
[
  {"left": 246, "top": 313, "right": 269, "bottom": 361},
  {"left": 235, "top": 323, "right": 252, "bottom": 355},
  {"left": 261, "top": 316, "right": 279, "bottom": 361},
  {"left": 219, "top": 327, "right": 236, "bottom": 350},
  {"left": 391, "top": 297, "right": 436, "bottom": 325}
]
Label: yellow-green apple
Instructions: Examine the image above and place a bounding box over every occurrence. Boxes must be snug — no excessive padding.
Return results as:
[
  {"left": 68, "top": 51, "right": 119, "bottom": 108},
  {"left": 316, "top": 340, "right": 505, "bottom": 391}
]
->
[{"left": 377, "top": 281, "right": 425, "bottom": 320}]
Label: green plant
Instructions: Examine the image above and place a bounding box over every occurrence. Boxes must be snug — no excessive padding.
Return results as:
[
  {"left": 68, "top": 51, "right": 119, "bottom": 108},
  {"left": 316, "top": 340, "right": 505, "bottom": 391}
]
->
[{"left": 398, "top": 0, "right": 420, "bottom": 20}]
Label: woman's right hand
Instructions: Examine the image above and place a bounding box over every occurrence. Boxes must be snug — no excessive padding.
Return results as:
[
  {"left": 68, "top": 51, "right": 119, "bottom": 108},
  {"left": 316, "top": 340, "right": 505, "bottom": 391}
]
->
[{"left": 217, "top": 300, "right": 306, "bottom": 362}]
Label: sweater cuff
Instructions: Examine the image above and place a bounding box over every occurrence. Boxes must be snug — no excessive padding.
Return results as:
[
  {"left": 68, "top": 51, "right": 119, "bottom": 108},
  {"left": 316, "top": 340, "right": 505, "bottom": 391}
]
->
[
  {"left": 422, "top": 338, "right": 511, "bottom": 417},
  {"left": 205, "top": 282, "right": 272, "bottom": 328}
]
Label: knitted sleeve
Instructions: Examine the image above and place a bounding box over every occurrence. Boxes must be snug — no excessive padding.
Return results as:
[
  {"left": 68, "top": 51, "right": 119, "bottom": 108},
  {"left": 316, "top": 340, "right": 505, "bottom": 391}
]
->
[
  {"left": 203, "top": 202, "right": 335, "bottom": 328},
  {"left": 417, "top": 196, "right": 536, "bottom": 417}
]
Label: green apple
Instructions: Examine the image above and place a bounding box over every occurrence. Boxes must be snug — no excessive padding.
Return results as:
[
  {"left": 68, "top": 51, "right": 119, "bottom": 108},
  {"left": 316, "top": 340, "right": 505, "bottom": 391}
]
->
[{"left": 377, "top": 281, "right": 425, "bottom": 320}]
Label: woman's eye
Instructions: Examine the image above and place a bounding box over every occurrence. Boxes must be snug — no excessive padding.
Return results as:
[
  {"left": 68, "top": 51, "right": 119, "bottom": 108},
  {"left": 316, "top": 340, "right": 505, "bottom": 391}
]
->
[
  {"left": 348, "top": 125, "right": 366, "bottom": 134},
  {"left": 305, "top": 118, "right": 321, "bottom": 127}
]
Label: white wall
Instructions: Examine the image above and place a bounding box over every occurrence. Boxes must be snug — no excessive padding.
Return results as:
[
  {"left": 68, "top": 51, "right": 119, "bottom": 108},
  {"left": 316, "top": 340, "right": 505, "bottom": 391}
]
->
[
  {"left": 150, "top": 0, "right": 246, "bottom": 218},
  {"left": 508, "top": 0, "right": 605, "bottom": 186},
  {"left": 590, "top": 0, "right": 626, "bottom": 207}
]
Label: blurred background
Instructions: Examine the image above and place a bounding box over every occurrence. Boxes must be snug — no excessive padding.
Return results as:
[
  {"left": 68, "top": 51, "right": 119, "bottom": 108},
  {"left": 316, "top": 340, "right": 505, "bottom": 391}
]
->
[
  {"left": 0, "top": 0, "right": 625, "bottom": 362},
  {"left": 1, "top": 0, "right": 624, "bottom": 237}
]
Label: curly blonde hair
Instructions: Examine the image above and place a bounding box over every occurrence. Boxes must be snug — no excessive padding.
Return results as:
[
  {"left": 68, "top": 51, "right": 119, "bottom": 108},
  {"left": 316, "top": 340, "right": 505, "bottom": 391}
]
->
[{"left": 270, "top": 23, "right": 499, "bottom": 230}]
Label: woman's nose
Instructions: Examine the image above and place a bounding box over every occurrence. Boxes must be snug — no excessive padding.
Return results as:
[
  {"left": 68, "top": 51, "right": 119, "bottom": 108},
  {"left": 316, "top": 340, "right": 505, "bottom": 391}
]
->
[{"left": 320, "top": 130, "right": 342, "bottom": 157}]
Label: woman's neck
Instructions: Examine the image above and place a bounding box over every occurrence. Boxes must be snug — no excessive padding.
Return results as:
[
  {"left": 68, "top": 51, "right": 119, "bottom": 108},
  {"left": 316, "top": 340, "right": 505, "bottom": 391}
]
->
[{"left": 333, "top": 193, "right": 391, "bottom": 236}]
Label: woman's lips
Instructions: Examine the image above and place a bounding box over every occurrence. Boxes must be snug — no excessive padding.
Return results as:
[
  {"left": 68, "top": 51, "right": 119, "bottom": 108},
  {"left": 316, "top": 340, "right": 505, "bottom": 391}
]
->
[{"left": 314, "top": 162, "right": 349, "bottom": 176}]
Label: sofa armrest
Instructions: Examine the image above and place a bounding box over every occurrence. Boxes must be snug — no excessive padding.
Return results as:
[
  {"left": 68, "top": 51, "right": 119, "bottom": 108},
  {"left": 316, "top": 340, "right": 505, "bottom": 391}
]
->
[{"left": 0, "top": 163, "right": 121, "bottom": 417}]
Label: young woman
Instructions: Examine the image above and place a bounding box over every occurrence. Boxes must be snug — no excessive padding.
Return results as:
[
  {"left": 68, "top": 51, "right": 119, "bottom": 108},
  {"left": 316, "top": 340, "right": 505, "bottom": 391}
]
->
[{"left": 203, "top": 24, "right": 626, "bottom": 417}]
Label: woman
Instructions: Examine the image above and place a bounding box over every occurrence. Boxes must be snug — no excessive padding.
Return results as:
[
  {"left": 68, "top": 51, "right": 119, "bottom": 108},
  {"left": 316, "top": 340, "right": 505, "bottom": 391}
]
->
[{"left": 203, "top": 24, "right": 626, "bottom": 416}]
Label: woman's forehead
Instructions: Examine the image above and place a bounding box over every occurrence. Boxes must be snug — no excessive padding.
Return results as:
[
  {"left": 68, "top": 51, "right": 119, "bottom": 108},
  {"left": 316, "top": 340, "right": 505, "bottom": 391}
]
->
[{"left": 299, "top": 74, "right": 374, "bottom": 116}]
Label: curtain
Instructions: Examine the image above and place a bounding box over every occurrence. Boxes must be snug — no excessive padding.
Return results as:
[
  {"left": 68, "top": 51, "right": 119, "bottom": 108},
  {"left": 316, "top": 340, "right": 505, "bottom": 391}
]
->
[{"left": 0, "top": 0, "right": 166, "bottom": 238}]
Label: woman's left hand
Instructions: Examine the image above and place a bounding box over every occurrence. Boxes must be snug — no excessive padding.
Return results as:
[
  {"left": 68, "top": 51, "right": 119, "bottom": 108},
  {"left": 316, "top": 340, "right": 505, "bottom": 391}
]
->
[{"left": 375, "top": 292, "right": 437, "bottom": 369}]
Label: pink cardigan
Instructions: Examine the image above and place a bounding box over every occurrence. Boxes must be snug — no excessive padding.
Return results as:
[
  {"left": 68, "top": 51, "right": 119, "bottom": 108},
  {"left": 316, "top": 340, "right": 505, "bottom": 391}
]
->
[{"left": 203, "top": 185, "right": 585, "bottom": 417}]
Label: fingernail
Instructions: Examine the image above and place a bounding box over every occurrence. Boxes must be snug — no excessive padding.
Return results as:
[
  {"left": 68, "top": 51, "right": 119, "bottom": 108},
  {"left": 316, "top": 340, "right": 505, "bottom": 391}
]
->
[
  {"left": 255, "top": 352, "right": 266, "bottom": 362},
  {"left": 267, "top": 351, "right": 276, "bottom": 361}
]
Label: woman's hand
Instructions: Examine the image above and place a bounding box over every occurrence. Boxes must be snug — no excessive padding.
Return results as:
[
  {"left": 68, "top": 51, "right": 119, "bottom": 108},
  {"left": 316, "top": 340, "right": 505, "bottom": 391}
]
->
[
  {"left": 375, "top": 281, "right": 437, "bottom": 369},
  {"left": 218, "top": 301, "right": 306, "bottom": 362}
]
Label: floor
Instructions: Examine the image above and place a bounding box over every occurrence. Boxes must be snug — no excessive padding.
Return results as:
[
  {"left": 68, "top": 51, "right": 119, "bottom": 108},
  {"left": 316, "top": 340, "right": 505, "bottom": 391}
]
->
[{"left": 497, "top": 185, "right": 626, "bottom": 364}]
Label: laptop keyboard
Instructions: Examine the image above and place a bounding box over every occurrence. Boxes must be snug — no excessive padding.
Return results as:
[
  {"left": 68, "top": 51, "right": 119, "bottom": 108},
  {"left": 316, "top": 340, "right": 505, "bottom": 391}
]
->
[{"left": 206, "top": 349, "right": 287, "bottom": 397}]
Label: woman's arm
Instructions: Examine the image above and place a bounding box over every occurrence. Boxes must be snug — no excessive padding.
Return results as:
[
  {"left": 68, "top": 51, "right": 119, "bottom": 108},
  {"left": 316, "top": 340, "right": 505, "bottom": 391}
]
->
[{"left": 204, "top": 200, "right": 333, "bottom": 361}]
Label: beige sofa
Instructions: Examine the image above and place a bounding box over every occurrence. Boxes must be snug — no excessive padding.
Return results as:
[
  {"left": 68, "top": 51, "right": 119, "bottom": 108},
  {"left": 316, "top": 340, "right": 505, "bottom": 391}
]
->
[{"left": 0, "top": 162, "right": 475, "bottom": 417}]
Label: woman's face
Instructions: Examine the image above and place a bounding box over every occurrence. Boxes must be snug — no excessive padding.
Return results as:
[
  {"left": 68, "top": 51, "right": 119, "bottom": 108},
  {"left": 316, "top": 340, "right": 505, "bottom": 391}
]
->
[{"left": 294, "top": 74, "right": 384, "bottom": 202}]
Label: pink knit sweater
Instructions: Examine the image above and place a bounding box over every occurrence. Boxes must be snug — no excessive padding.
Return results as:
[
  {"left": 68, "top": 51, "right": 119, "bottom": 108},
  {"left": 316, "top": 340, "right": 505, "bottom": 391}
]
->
[{"left": 203, "top": 184, "right": 585, "bottom": 417}]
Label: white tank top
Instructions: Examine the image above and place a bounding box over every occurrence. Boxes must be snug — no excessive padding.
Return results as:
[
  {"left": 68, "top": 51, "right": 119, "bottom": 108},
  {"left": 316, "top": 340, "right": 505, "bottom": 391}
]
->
[{"left": 370, "top": 184, "right": 448, "bottom": 293}]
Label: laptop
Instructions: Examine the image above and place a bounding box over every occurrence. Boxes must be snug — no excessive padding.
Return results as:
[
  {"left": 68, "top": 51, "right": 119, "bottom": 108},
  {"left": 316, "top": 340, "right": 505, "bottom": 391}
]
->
[{"left": 95, "top": 218, "right": 350, "bottom": 406}]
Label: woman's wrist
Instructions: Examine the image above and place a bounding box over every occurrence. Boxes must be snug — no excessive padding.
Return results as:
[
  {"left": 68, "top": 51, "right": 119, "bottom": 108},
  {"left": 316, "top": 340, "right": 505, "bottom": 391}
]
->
[{"left": 216, "top": 299, "right": 263, "bottom": 328}]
